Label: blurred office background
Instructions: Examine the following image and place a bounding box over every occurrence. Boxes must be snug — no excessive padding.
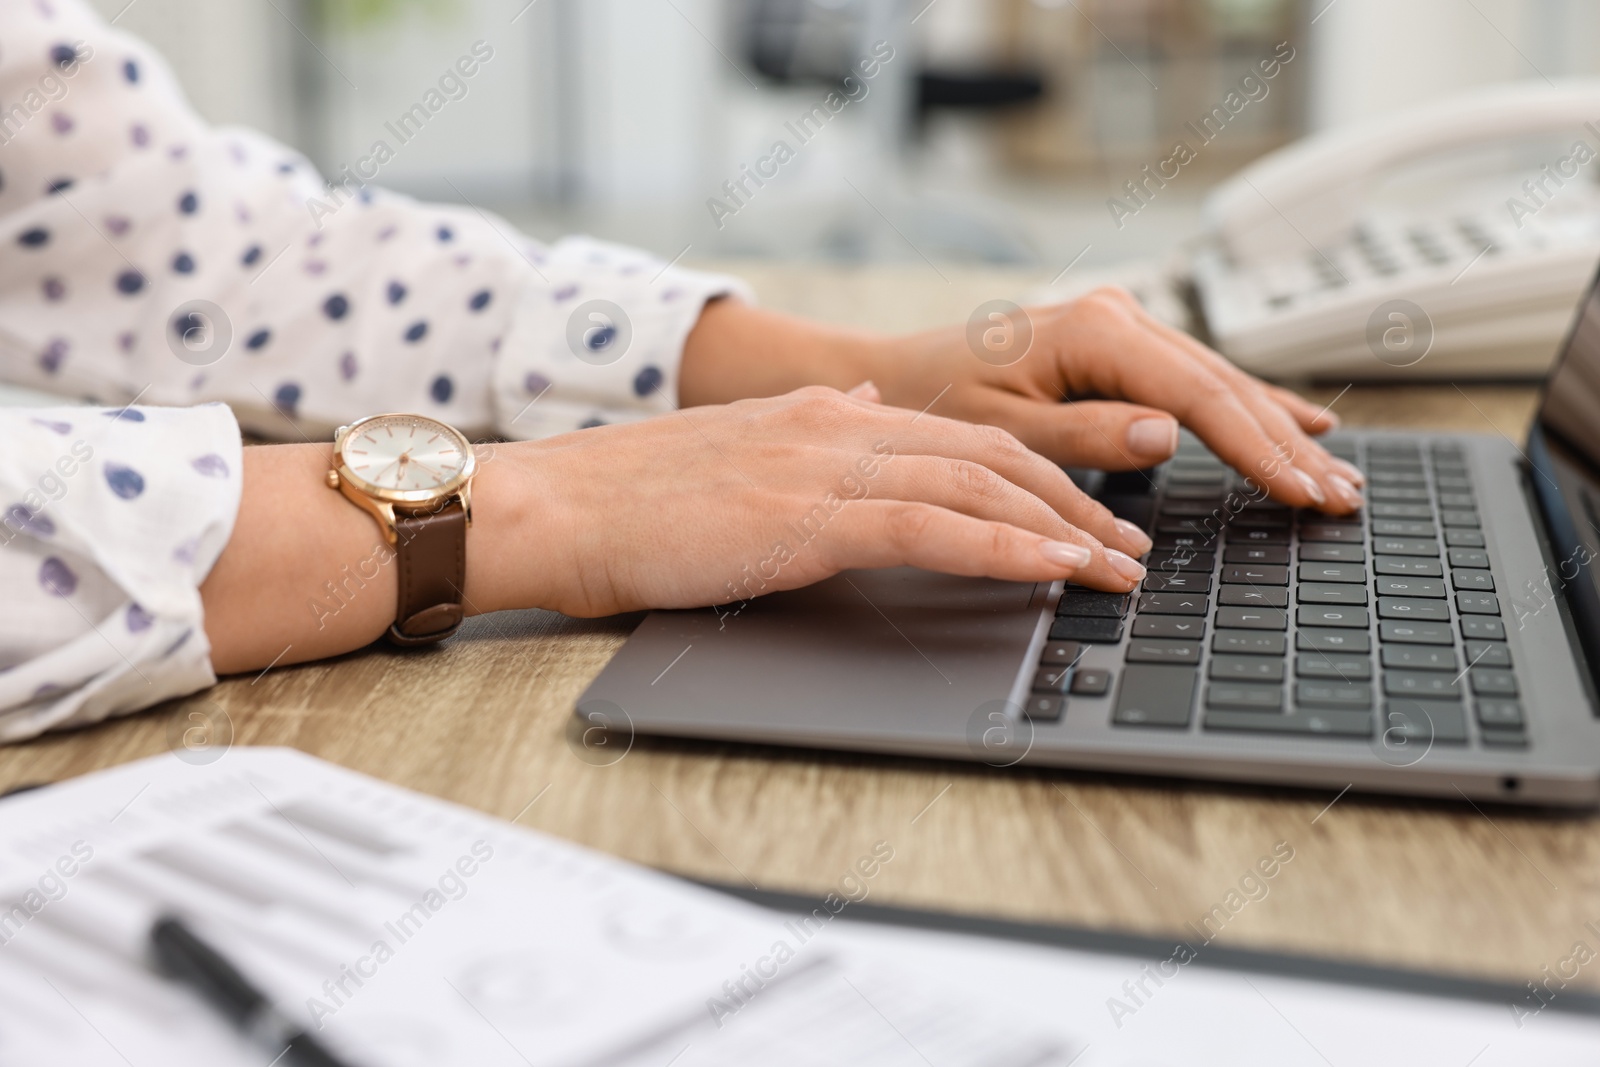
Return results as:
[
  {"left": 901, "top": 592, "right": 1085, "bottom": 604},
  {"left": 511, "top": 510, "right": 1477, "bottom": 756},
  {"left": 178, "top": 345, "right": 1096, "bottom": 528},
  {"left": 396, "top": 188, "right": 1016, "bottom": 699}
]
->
[{"left": 89, "top": 0, "right": 1600, "bottom": 274}]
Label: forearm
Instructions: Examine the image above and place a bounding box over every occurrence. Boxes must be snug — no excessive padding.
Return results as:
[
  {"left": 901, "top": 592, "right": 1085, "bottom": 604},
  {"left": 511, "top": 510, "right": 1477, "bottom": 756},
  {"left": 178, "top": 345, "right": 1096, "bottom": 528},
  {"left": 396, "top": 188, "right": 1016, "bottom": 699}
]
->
[
  {"left": 678, "top": 299, "right": 885, "bottom": 406},
  {"left": 199, "top": 442, "right": 555, "bottom": 675}
]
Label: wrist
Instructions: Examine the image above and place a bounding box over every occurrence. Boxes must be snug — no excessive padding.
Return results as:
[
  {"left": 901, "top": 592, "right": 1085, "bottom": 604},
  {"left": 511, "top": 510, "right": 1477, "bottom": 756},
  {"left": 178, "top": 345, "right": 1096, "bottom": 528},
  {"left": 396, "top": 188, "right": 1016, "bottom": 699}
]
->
[
  {"left": 460, "top": 440, "right": 572, "bottom": 617},
  {"left": 679, "top": 298, "right": 887, "bottom": 405}
]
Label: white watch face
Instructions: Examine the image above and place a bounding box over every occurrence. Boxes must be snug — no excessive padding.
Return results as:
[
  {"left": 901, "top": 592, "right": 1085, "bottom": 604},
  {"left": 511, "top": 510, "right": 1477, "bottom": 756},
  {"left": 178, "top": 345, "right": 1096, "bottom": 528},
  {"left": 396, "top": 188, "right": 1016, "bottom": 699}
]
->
[{"left": 340, "top": 415, "right": 469, "bottom": 492}]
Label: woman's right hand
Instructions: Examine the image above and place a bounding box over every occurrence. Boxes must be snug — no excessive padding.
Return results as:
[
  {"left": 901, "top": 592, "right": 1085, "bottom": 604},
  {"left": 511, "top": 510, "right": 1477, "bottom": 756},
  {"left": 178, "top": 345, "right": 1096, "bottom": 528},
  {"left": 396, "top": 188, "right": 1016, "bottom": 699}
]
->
[{"left": 466, "top": 385, "right": 1152, "bottom": 619}]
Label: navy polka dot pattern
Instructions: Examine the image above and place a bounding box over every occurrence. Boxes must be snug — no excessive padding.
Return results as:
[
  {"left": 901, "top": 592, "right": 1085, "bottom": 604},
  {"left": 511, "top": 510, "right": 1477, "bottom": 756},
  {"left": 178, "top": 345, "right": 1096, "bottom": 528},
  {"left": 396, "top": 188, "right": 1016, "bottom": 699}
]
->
[
  {"left": 0, "top": 403, "right": 244, "bottom": 740},
  {"left": 0, "top": 0, "right": 748, "bottom": 453}
]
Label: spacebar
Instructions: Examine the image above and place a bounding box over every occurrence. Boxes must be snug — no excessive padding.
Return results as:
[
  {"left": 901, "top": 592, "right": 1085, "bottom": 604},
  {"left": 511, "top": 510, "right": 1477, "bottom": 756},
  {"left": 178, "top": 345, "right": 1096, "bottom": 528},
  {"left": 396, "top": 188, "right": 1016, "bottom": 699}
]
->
[{"left": 1112, "top": 664, "right": 1195, "bottom": 728}]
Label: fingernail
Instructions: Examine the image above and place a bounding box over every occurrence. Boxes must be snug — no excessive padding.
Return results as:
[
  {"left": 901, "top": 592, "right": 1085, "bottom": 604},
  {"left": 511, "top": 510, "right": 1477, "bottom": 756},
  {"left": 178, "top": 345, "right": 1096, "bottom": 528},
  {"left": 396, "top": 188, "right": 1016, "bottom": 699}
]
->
[
  {"left": 1105, "top": 548, "right": 1147, "bottom": 583},
  {"left": 1040, "top": 540, "right": 1093, "bottom": 569},
  {"left": 1126, "top": 417, "right": 1179, "bottom": 459},
  {"left": 1113, "top": 518, "right": 1153, "bottom": 556},
  {"left": 1329, "top": 474, "right": 1363, "bottom": 511},
  {"left": 1319, "top": 410, "right": 1341, "bottom": 429},
  {"left": 1332, "top": 458, "right": 1365, "bottom": 486},
  {"left": 846, "top": 380, "right": 880, "bottom": 401},
  {"left": 1293, "top": 468, "right": 1326, "bottom": 507}
]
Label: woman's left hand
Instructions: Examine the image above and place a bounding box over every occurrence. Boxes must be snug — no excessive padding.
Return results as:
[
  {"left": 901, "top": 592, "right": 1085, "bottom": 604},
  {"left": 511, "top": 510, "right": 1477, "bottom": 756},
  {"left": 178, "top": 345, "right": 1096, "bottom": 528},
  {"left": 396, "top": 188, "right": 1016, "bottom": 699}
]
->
[{"left": 680, "top": 289, "right": 1364, "bottom": 514}]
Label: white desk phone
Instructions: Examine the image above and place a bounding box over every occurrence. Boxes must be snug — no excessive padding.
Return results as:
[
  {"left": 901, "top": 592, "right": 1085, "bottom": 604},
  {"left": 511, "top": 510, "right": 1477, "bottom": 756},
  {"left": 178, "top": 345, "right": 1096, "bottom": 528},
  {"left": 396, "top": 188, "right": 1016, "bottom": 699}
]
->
[{"left": 1121, "top": 81, "right": 1600, "bottom": 381}]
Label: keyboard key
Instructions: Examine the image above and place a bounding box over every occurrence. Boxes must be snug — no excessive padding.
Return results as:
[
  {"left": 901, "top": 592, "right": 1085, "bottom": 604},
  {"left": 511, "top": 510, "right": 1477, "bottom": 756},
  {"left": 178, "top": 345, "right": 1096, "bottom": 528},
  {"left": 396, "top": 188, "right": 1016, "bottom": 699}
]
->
[
  {"left": 1295, "top": 681, "right": 1374, "bottom": 709},
  {"left": 1369, "top": 469, "right": 1426, "bottom": 485},
  {"left": 1437, "top": 492, "right": 1476, "bottom": 509},
  {"left": 1456, "top": 592, "right": 1499, "bottom": 615},
  {"left": 1381, "top": 645, "right": 1457, "bottom": 671},
  {"left": 1113, "top": 664, "right": 1196, "bottom": 727},
  {"left": 1370, "top": 486, "right": 1430, "bottom": 501},
  {"left": 1440, "top": 509, "right": 1481, "bottom": 528},
  {"left": 1384, "top": 700, "right": 1468, "bottom": 744},
  {"left": 1434, "top": 475, "right": 1471, "bottom": 490},
  {"left": 1126, "top": 639, "right": 1202, "bottom": 665},
  {"left": 1211, "top": 655, "right": 1286, "bottom": 682},
  {"left": 1205, "top": 707, "right": 1372, "bottom": 737},
  {"left": 1375, "top": 576, "right": 1446, "bottom": 598},
  {"left": 1470, "top": 668, "right": 1519, "bottom": 696},
  {"left": 1446, "top": 548, "right": 1489, "bottom": 569},
  {"left": 1050, "top": 616, "right": 1124, "bottom": 642},
  {"left": 1299, "top": 543, "right": 1367, "bottom": 563},
  {"left": 1215, "top": 606, "right": 1288, "bottom": 630},
  {"left": 1224, "top": 544, "right": 1289, "bottom": 565},
  {"left": 1297, "top": 583, "right": 1368, "bottom": 605},
  {"left": 1379, "top": 620, "right": 1454, "bottom": 645},
  {"left": 1461, "top": 616, "right": 1506, "bottom": 641},
  {"left": 1372, "top": 520, "right": 1436, "bottom": 538},
  {"left": 1142, "top": 572, "right": 1212, "bottom": 593},
  {"left": 1374, "top": 556, "right": 1443, "bottom": 577},
  {"left": 1070, "top": 668, "right": 1112, "bottom": 695},
  {"left": 1221, "top": 564, "right": 1288, "bottom": 585},
  {"left": 1155, "top": 533, "right": 1208, "bottom": 551},
  {"left": 1149, "top": 550, "right": 1215, "bottom": 573},
  {"left": 1444, "top": 528, "right": 1486, "bottom": 548},
  {"left": 1377, "top": 597, "right": 1450, "bottom": 622},
  {"left": 1300, "top": 523, "right": 1364, "bottom": 543},
  {"left": 1056, "top": 592, "right": 1132, "bottom": 618},
  {"left": 1213, "top": 630, "right": 1287, "bottom": 656},
  {"left": 1452, "top": 569, "right": 1495, "bottom": 592},
  {"left": 1298, "top": 562, "right": 1367, "bottom": 584},
  {"left": 1161, "top": 499, "right": 1227, "bottom": 517},
  {"left": 1206, "top": 683, "right": 1283, "bottom": 710},
  {"left": 1373, "top": 537, "right": 1439, "bottom": 557},
  {"left": 1371, "top": 503, "right": 1434, "bottom": 520},
  {"left": 1032, "top": 666, "right": 1073, "bottom": 693},
  {"left": 1132, "top": 615, "right": 1206, "bottom": 639},
  {"left": 1137, "top": 592, "right": 1209, "bottom": 616},
  {"left": 1298, "top": 628, "right": 1371, "bottom": 653},
  {"left": 1295, "top": 652, "right": 1373, "bottom": 680},
  {"left": 1023, "top": 694, "right": 1064, "bottom": 721},
  {"left": 1219, "top": 585, "right": 1289, "bottom": 608},
  {"left": 1476, "top": 697, "right": 1525, "bottom": 728},
  {"left": 1383, "top": 670, "right": 1461, "bottom": 698},
  {"left": 1297, "top": 605, "right": 1369, "bottom": 628},
  {"left": 1464, "top": 641, "right": 1511, "bottom": 668},
  {"left": 1227, "top": 528, "right": 1290, "bottom": 545}
]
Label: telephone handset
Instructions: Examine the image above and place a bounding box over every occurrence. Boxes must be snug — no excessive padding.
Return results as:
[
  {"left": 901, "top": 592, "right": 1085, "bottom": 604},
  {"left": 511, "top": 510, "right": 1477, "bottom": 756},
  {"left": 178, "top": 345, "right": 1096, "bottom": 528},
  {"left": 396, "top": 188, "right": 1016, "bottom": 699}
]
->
[{"left": 1189, "top": 80, "right": 1600, "bottom": 379}]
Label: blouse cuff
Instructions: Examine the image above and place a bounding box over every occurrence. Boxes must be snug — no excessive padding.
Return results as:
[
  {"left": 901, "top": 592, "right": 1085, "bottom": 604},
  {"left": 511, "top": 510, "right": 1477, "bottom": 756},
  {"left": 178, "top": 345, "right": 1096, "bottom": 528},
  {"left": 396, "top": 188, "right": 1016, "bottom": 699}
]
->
[
  {"left": 490, "top": 236, "right": 754, "bottom": 439},
  {"left": 0, "top": 403, "right": 242, "bottom": 742}
]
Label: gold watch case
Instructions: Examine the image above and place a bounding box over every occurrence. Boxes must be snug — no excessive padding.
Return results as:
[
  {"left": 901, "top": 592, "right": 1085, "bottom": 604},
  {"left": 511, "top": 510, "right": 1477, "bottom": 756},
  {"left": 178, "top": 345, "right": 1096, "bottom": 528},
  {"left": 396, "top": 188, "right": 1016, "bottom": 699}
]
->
[{"left": 326, "top": 412, "right": 476, "bottom": 544}]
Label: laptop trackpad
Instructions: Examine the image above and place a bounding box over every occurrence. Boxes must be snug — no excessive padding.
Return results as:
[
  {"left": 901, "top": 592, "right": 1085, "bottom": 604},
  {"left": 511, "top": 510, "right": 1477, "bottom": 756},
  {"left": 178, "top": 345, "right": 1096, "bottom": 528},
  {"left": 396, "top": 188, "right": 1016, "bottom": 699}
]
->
[{"left": 582, "top": 568, "right": 1045, "bottom": 742}]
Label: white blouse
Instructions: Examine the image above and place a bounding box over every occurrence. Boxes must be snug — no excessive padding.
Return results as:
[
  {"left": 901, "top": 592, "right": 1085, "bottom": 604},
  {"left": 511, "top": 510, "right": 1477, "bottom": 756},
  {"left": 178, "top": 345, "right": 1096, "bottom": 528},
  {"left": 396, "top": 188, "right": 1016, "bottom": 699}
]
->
[{"left": 0, "top": 0, "right": 748, "bottom": 741}]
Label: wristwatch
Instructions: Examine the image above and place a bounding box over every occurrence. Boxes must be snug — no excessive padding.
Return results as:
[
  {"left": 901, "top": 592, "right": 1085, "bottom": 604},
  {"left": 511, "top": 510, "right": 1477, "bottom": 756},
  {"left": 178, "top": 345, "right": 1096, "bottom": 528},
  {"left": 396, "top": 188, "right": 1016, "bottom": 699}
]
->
[{"left": 326, "top": 413, "right": 477, "bottom": 646}]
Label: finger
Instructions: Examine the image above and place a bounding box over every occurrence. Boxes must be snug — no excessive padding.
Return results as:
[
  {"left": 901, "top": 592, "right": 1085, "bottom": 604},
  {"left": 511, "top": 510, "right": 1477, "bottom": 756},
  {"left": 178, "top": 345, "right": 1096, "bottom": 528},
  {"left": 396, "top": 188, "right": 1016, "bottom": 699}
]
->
[
  {"left": 864, "top": 455, "right": 1146, "bottom": 590},
  {"left": 1062, "top": 312, "right": 1327, "bottom": 510},
  {"left": 989, "top": 395, "right": 1179, "bottom": 471},
  {"left": 846, "top": 380, "right": 882, "bottom": 402},
  {"left": 1121, "top": 308, "right": 1357, "bottom": 510},
  {"left": 861, "top": 409, "right": 1152, "bottom": 559},
  {"left": 821, "top": 500, "right": 1144, "bottom": 589},
  {"left": 1266, "top": 384, "right": 1340, "bottom": 433}
]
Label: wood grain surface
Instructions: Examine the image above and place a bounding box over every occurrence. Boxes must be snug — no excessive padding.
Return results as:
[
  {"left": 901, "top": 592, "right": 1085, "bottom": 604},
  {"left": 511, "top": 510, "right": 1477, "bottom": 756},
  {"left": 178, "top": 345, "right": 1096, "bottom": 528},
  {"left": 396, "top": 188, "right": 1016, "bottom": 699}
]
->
[{"left": 3, "top": 264, "right": 1584, "bottom": 998}]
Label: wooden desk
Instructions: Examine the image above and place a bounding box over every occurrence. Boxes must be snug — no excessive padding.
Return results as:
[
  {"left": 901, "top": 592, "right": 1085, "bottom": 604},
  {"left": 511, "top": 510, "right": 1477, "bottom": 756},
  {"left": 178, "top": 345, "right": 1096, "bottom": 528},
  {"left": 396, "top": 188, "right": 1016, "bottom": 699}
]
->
[{"left": 3, "top": 263, "right": 1586, "bottom": 995}]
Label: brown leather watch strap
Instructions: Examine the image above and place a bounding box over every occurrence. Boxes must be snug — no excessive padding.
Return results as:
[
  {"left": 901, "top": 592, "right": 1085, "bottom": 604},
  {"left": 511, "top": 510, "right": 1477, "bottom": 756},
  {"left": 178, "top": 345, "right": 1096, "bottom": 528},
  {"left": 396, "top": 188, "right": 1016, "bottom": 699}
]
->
[{"left": 388, "top": 500, "right": 467, "bottom": 646}]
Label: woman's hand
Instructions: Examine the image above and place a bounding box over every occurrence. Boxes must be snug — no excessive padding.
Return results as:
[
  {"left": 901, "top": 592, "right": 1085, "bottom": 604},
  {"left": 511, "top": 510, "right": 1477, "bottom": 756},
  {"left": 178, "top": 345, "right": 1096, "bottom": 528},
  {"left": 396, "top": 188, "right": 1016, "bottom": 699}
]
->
[
  {"left": 471, "top": 385, "right": 1152, "bottom": 620},
  {"left": 203, "top": 387, "right": 1151, "bottom": 673},
  {"left": 680, "top": 289, "right": 1364, "bottom": 512}
]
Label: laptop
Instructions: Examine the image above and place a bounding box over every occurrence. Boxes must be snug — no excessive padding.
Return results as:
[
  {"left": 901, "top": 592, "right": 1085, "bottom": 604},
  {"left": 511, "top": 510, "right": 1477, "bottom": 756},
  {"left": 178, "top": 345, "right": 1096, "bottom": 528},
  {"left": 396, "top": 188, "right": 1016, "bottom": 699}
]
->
[{"left": 575, "top": 267, "right": 1600, "bottom": 807}]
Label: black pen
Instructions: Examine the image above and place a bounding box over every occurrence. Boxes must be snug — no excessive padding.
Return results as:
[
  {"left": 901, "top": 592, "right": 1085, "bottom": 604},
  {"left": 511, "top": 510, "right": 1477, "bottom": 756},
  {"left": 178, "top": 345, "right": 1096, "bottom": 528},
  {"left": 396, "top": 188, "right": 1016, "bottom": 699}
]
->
[{"left": 150, "top": 915, "right": 353, "bottom": 1067}]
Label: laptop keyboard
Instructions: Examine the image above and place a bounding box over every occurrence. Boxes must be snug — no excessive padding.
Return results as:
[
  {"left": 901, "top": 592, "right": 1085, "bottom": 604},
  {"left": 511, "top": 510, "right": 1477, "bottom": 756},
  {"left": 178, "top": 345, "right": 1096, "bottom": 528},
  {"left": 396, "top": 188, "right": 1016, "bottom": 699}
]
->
[{"left": 1031, "top": 437, "right": 1527, "bottom": 749}]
